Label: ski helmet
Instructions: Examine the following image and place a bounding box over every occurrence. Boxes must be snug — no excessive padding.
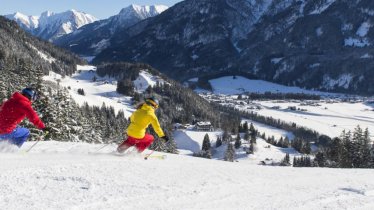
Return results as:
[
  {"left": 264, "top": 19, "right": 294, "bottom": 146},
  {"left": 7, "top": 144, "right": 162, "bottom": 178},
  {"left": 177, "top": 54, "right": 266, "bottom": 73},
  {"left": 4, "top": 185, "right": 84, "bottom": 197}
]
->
[
  {"left": 21, "top": 88, "right": 38, "bottom": 101},
  {"left": 145, "top": 97, "right": 159, "bottom": 109}
]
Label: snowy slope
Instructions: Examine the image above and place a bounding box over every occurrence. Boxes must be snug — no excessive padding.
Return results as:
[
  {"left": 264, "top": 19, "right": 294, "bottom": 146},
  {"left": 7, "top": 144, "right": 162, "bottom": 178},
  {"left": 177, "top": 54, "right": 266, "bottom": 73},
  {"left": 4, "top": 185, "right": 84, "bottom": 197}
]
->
[
  {"left": 43, "top": 66, "right": 167, "bottom": 118},
  {"left": 1, "top": 141, "right": 374, "bottom": 210},
  {"left": 133, "top": 71, "right": 164, "bottom": 93},
  {"left": 43, "top": 65, "right": 135, "bottom": 117}
]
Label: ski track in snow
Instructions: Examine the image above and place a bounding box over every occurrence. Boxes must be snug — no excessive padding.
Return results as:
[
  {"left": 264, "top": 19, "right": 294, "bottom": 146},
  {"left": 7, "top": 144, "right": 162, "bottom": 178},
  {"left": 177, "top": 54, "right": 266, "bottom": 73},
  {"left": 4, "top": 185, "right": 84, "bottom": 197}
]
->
[{"left": 1, "top": 141, "right": 374, "bottom": 210}]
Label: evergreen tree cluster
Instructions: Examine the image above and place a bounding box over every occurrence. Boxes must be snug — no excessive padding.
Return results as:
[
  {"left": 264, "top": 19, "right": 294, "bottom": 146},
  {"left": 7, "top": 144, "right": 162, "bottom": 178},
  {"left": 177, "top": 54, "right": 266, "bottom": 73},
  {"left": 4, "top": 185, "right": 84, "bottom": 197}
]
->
[
  {"left": 96, "top": 62, "right": 160, "bottom": 80},
  {"left": 77, "top": 88, "right": 85, "bottom": 96},
  {"left": 30, "top": 80, "right": 129, "bottom": 143},
  {"left": 264, "top": 135, "right": 290, "bottom": 148},
  {"left": 117, "top": 79, "right": 135, "bottom": 96},
  {"left": 314, "top": 126, "right": 374, "bottom": 168},
  {"left": 193, "top": 133, "right": 212, "bottom": 159},
  {"left": 280, "top": 153, "right": 291, "bottom": 166},
  {"left": 0, "top": 16, "right": 83, "bottom": 77},
  {"left": 291, "top": 138, "right": 311, "bottom": 154},
  {"left": 293, "top": 156, "right": 313, "bottom": 167}
]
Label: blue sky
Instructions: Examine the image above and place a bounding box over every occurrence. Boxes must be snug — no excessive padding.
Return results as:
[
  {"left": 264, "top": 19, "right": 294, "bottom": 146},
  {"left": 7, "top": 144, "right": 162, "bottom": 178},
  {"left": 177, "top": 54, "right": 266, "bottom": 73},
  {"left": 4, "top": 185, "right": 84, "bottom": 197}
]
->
[{"left": 0, "top": 0, "right": 183, "bottom": 19}]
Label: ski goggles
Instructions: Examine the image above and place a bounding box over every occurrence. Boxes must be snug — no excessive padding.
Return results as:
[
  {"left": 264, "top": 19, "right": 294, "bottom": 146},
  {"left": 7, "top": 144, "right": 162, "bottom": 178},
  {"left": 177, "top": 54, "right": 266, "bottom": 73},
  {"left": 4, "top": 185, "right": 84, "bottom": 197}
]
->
[{"left": 146, "top": 99, "right": 159, "bottom": 109}]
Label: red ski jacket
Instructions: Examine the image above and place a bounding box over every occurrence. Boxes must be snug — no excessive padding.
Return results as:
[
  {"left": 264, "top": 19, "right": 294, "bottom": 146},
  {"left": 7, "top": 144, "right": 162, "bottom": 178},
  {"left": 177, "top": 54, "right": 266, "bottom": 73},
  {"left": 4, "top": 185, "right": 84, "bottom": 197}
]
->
[{"left": 0, "top": 92, "right": 45, "bottom": 134}]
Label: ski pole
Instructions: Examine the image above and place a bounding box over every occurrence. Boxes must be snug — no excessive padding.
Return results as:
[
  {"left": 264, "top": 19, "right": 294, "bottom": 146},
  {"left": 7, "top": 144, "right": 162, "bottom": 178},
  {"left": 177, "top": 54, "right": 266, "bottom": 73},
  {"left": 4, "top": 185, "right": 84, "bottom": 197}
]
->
[
  {"left": 26, "top": 131, "right": 48, "bottom": 153},
  {"left": 144, "top": 149, "right": 156, "bottom": 160},
  {"left": 91, "top": 144, "right": 110, "bottom": 153},
  {"left": 25, "top": 140, "right": 40, "bottom": 153},
  {"left": 90, "top": 138, "right": 121, "bottom": 154}
]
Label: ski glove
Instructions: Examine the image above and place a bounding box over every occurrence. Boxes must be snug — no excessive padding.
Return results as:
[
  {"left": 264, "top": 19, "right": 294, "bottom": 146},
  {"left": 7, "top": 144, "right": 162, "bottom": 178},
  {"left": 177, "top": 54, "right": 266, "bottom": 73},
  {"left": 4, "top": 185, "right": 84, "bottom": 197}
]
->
[{"left": 161, "top": 136, "right": 169, "bottom": 142}]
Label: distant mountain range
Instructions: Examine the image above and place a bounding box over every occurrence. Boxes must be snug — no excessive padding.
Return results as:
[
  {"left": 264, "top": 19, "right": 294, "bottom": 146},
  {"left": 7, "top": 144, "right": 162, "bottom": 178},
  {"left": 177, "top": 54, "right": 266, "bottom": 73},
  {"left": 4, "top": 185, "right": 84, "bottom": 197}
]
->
[
  {"left": 5, "top": 10, "right": 97, "bottom": 41},
  {"left": 89, "top": 0, "right": 374, "bottom": 95},
  {"left": 54, "top": 4, "right": 168, "bottom": 56},
  {"left": 6, "top": 0, "right": 374, "bottom": 95}
]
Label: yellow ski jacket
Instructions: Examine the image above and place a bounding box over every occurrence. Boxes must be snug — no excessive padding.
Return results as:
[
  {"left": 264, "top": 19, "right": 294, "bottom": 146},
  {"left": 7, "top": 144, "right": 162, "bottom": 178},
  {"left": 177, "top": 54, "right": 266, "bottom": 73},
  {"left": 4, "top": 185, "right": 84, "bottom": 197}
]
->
[{"left": 126, "top": 103, "right": 165, "bottom": 139}]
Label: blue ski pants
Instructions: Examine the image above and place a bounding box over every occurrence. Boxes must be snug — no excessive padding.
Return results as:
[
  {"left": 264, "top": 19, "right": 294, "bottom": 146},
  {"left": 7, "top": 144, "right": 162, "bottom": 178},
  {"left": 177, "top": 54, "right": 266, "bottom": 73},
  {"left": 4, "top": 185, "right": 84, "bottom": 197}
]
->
[{"left": 0, "top": 127, "right": 30, "bottom": 147}]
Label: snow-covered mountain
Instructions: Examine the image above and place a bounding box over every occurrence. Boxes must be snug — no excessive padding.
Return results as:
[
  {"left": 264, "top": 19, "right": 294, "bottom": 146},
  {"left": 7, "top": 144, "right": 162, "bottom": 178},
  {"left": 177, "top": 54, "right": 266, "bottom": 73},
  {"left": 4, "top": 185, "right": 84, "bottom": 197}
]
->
[
  {"left": 5, "top": 10, "right": 97, "bottom": 41},
  {"left": 93, "top": 0, "right": 279, "bottom": 77},
  {"left": 92, "top": 0, "right": 374, "bottom": 95},
  {"left": 4, "top": 12, "right": 39, "bottom": 32},
  {"left": 55, "top": 4, "right": 168, "bottom": 56}
]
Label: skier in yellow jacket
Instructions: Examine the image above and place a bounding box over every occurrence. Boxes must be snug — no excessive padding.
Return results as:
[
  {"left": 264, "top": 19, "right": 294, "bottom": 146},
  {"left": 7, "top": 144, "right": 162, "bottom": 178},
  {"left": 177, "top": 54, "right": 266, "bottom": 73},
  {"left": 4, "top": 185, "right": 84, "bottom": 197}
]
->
[{"left": 117, "top": 97, "right": 168, "bottom": 153}]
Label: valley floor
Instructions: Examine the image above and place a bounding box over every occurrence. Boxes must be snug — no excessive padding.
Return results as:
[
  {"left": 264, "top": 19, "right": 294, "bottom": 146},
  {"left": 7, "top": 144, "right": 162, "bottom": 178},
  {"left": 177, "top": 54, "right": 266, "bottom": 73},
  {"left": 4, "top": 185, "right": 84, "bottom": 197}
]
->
[{"left": 1, "top": 141, "right": 374, "bottom": 210}]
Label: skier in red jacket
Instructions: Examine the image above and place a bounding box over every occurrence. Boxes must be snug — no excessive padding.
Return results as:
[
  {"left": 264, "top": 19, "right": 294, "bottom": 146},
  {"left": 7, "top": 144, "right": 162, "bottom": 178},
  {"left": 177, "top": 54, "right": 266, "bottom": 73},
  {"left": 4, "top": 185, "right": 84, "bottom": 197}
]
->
[{"left": 0, "top": 88, "right": 45, "bottom": 147}]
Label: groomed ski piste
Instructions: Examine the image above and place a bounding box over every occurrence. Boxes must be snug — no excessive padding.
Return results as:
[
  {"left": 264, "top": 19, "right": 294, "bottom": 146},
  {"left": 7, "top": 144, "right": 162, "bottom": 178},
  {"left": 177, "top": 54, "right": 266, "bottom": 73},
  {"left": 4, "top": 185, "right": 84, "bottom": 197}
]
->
[
  {"left": 1, "top": 141, "right": 374, "bottom": 210},
  {"left": 1, "top": 65, "right": 374, "bottom": 209}
]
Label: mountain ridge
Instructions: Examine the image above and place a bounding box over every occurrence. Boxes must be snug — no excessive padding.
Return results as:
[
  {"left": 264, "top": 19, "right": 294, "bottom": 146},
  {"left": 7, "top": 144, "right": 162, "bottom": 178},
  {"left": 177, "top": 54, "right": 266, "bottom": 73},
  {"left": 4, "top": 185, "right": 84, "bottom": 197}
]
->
[
  {"left": 5, "top": 10, "right": 97, "bottom": 41},
  {"left": 91, "top": 0, "right": 374, "bottom": 95},
  {"left": 54, "top": 4, "right": 168, "bottom": 56}
]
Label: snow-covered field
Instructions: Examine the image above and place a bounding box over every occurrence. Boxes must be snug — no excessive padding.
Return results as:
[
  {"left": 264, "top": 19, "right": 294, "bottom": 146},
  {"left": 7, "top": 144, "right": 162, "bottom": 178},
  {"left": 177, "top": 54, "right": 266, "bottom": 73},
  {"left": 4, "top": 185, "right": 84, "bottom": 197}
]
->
[
  {"left": 201, "top": 76, "right": 374, "bottom": 138},
  {"left": 205, "top": 76, "right": 339, "bottom": 96},
  {"left": 254, "top": 101, "right": 374, "bottom": 138},
  {"left": 1, "top": 141, "right": 374, "bottom": 210}
]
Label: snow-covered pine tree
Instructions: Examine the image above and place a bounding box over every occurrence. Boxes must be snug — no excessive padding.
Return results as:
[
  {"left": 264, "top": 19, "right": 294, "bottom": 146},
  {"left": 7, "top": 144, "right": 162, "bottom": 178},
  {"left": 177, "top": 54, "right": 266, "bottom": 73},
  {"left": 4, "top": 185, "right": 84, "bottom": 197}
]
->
[
  {"left": 243, "top": 121, "right": 249, "bottom": 133},
  {"left": 280, "top": 153, "right": 291, "bottom": 166},
  {"left": 277, "top": 137, "right": 284, "bottom": 147},
  {"left": 164, "top": 129, "right": 178, "bottom": 154},
  {"left": 250, "top": 127, "right": 257, "bottom": 144},
  {"left": 283, "top": 136, "right": 290, "bottom": 148},
  {"left": 202, "top": 133, "right": 211, "bottom": 151},
  {"left": 234, "top": 133, "right": 241, "bottom": 149},
  {"left": 216, "top": 136, "right": 222, "bottom": 148},
  {"left": 222, "top": 129, "right": 231, "bottom": 143},
  {"left": 248, "top": 141, "right": 255, "bottom": 154},
  {"left": 361, "top": 128, "right": 372, "bottom": 168},
  {"left": 340, "top": 130, "right": 353, "bottom": 168},
  {"left": 244, "top": 129, "right": 250, "bottom": 141},
  {"left": 293, "top": 156, "right": 298, "bottom": 167},
  {"left": 302, "top": 140, "right": 311, "bottom": 154},
  {"left": 314, "top": 151, "right": 327, "bottom": 167},
  {"left": 224, "top": 143, "right": 235, "bottom": 162}
]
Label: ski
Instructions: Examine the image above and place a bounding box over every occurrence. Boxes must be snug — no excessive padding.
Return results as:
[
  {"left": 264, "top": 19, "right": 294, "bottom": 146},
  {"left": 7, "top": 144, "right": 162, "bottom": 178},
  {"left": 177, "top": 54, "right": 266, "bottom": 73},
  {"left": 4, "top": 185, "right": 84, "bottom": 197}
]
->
[{"left": 144, "top": 154, "right": 167, "bottom": 160}]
